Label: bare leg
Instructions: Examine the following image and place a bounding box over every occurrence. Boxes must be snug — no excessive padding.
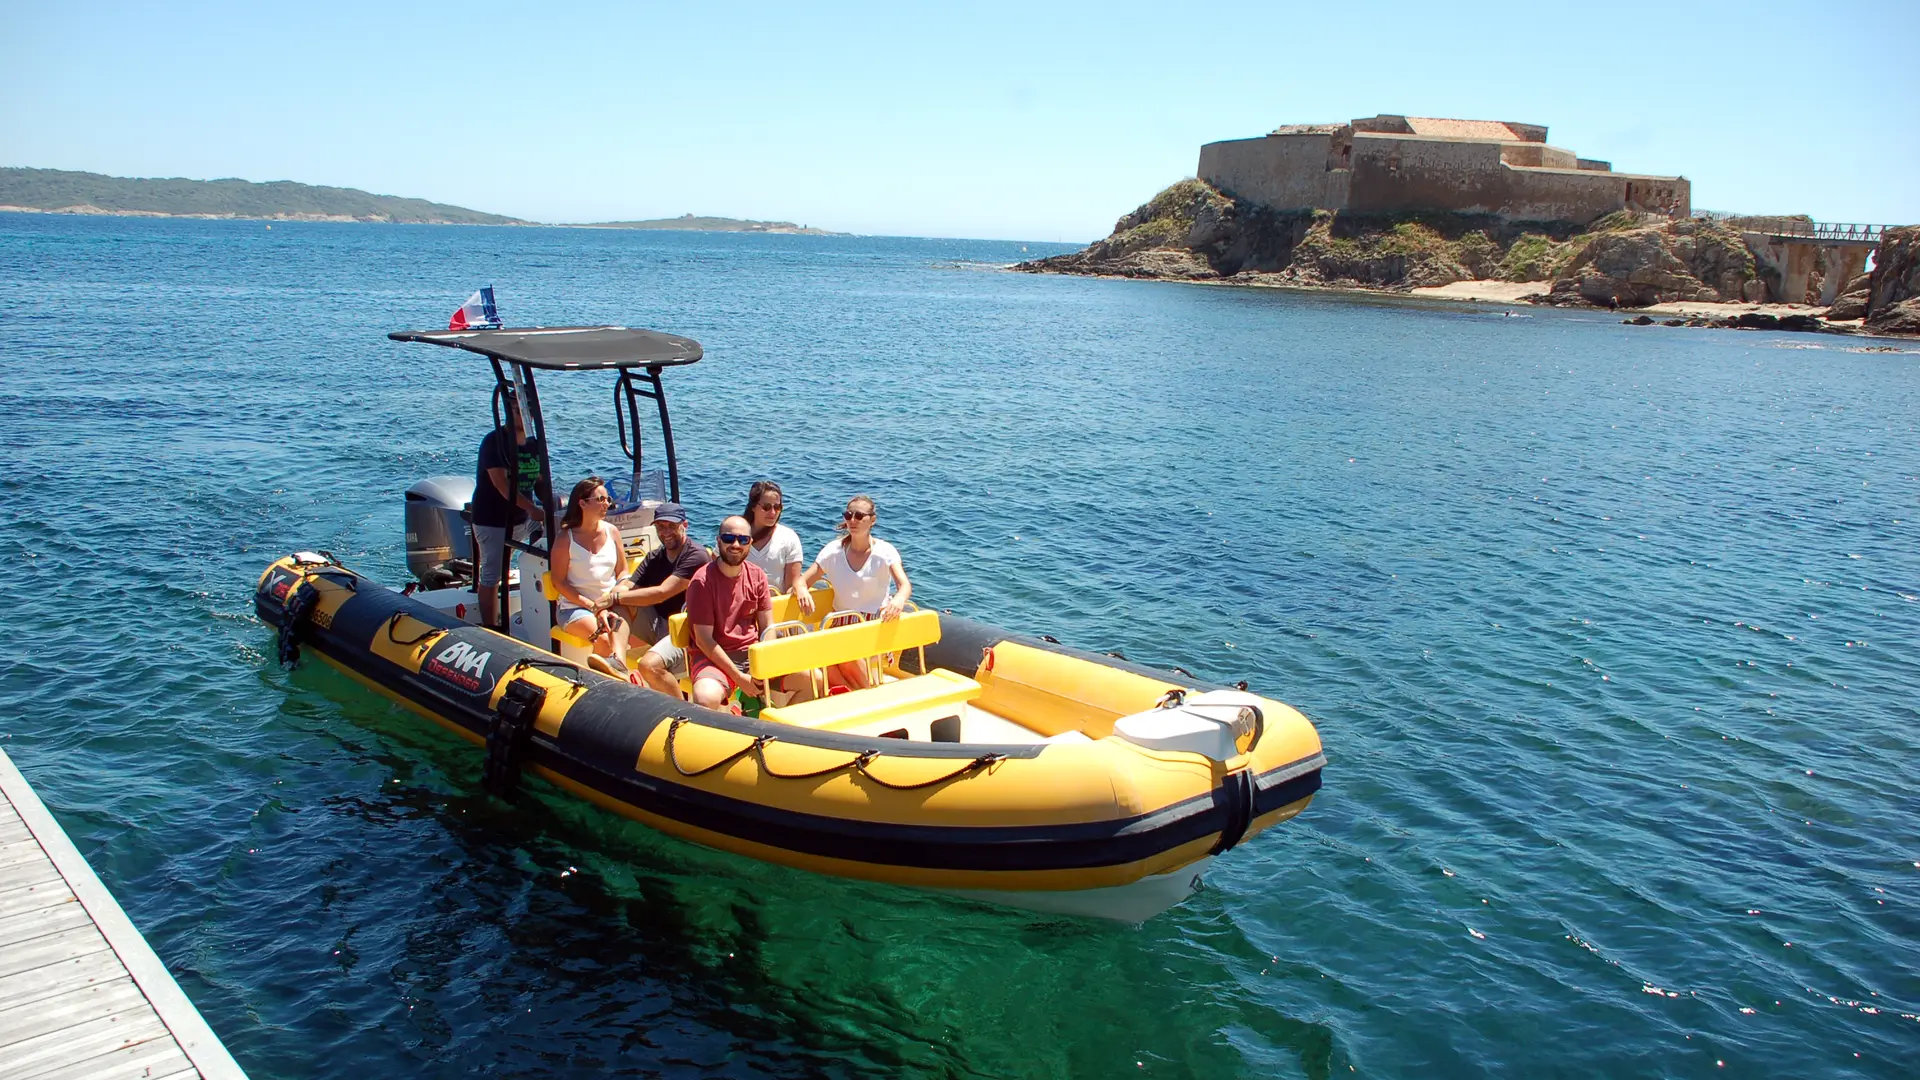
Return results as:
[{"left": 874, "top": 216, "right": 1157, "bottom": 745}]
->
[
  {"left": 636, "top": 651, "right": 682, "bottom": 698},
  {"left": 691, "top": 675, "right": 731, "bottom": 709},
  {"left": 827, "top": 659, "right": 870, "bottom": 691},
  {"left": 607, "top": 613, "right": 632, "bottom": 671}
]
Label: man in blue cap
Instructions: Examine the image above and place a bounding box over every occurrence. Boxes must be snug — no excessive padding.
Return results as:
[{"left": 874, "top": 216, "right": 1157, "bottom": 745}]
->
[{"left": 612, "top": 503, "right": 709, "bottom": 696}]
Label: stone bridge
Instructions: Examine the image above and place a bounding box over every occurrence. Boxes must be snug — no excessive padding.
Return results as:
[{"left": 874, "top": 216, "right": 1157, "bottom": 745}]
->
[{"left": 1736, "top": 219, "right": 1890, "bottom": 305}]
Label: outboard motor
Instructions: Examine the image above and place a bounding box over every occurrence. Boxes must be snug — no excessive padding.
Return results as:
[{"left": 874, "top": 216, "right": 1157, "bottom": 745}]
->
[{"left": 405, "top": 475, "right": 477, "bottom": 588}]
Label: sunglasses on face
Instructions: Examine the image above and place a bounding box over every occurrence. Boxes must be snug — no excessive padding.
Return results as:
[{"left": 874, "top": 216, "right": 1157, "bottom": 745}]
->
[
  {"left": 757, "top": 502, "right": 783, "bottom": 513},
  {"left": 718, "top": 532, "right": 753, "bottom": 545},
  {"left": 584, "top": 494, "right": 610, "bottom": 504},
  {"left": 843, "top": 510, "right": 873, "bottom": 521}
]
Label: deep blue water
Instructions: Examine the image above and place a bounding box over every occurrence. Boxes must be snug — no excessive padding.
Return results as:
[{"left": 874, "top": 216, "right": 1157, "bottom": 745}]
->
[{"left": 2, "top": 213, "right": 1918, "bottom": 1078}]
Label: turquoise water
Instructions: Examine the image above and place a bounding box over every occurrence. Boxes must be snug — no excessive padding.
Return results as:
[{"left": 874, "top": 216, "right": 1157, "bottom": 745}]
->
[{"left": 3, "top": 214, "right": 1917, "bottom": 1078}]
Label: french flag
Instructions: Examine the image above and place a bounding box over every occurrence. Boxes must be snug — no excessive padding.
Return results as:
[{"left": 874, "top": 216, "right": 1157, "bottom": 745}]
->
[{"left": 448, "top": 286, "right": 501, "bottom": 330}]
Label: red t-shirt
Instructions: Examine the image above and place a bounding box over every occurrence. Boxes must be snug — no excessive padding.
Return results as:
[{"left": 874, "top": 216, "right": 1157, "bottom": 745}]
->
[{"left": 683, "top": 560, "right": 770, "bottom": 654}]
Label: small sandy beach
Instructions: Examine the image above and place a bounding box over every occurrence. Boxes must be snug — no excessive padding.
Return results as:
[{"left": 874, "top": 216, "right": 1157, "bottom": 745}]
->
[
  {"left": 1410, "top": 278, "right": 1836, "bottom": 320},
  {"left": 1408, "top": 280, "right": 1548, "bottom": 304}
]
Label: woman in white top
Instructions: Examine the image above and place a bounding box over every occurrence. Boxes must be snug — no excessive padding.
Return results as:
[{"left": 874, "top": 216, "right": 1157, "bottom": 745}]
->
[
  {"left": 800, "top": 494, "right": 912, "bottom": 689},
  {"left": 548, "top": 476, "right": 637, "bottom": 680},
  {"left": 742, "top": 480, "right": 813, "bottom": 617}
]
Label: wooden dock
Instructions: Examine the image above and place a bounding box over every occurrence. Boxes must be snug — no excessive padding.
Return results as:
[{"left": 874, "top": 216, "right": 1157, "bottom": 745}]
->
[{"left": 0, "top": 749, "right": 248, "bottom": 1080}]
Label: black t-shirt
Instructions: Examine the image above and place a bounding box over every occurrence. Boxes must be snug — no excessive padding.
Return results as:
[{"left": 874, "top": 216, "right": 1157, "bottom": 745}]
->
[
  {"left": 471, "top": 428, "right": 542, "bottom": 528},
  {"left": 631, "top": 539, "right": 710, "bottom": 619}
]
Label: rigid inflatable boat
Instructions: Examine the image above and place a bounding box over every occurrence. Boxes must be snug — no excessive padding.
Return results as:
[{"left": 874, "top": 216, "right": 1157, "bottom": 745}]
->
[{"left": 260, "top": 322, "right": 1324, "bottom": 921}]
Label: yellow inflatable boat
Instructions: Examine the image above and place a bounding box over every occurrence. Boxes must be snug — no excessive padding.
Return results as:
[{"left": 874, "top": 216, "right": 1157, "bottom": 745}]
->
[{"left": 260, "top": 323, "right": 1324, "bottom": 921}]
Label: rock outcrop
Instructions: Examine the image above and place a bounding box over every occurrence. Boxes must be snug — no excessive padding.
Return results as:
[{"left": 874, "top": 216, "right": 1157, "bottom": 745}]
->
[
  {"left": 1826, "top": 272, "right": 1874, "bottom": 321},
  {"left": 1865, "top": 226, "right": 1920, "bottom": 335},
  {"left": 1017, "top": 180, "right": 1587, "bottom": 291},
  {"left": 1019, "top": 180, "right": 1777, "bottom": 307},
  {"left": 1542, "top": 219, "right": 1760, "bottom": 307}
]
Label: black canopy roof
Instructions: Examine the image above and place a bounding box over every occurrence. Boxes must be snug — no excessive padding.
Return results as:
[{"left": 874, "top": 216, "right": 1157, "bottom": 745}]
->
[{"left": 388, "top": 326, "right": 703, "bottom": 370}]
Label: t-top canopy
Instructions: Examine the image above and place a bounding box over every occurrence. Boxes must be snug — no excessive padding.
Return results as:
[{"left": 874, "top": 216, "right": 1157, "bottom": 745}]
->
[{"left": 388, "top": 326, "right": 703, "bottom": 370}]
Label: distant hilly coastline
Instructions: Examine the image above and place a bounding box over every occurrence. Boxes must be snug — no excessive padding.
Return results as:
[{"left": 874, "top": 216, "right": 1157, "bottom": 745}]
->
[
  {"left": 574, "top": 213, "right": 846, "bottom": 236},
  {"left": 0, "top": 167, "right": 523, "bottom": 224},
  {"left": 0, "top": 167, "right": 849, "bottom": 234}
]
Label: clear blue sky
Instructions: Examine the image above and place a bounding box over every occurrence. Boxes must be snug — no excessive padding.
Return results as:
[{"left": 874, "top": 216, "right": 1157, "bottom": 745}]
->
[{"left": 5, "top": 0, "right": 1916, "bottom": 241}]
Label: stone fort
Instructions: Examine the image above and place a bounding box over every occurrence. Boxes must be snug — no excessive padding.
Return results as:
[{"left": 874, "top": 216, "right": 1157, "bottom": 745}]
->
[{"left": 1199, "top": 115, "right": 1690, "bottom": 225}]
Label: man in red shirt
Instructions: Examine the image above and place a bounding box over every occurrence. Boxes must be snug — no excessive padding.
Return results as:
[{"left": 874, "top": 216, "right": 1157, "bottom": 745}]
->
[{"left": 683, "top": 515, "right": 772, "bottom": 708}]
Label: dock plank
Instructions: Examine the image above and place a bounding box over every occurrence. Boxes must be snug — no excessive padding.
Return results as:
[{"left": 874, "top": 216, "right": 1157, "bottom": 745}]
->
[
  {"left": 1, "top": 1006, "right": 173, "bottom": 1079},
  {"left": 0, "top": 839, "right": 51, "bottom": 872},
  {"left": 0, "top": 748, "right": 247, "bottom": 1080},
  {"left": 0, "top": 882, "right": 76, "bottom": 922},
  {"left": 0, "top": 863, "right": 63, "bottom": 896},
  {"left": 0, "top": 924, "right": 113, "bottom": 982},
  {"left": 30, "top": 1037, "right": 196, "bottom": 1080},
  {"left": 0, "top": 950, "right": 126, "bottom": 1013},
  {"left": 0, "top": 904, "right": 95, "bottom": 952},
  {"left": 0, "top": 973, "right": 149, "bottom": 1047}
]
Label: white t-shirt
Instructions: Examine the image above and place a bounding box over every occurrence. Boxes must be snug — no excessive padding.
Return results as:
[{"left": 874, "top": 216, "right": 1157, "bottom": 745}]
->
[
  {"left": 746, "top": 523, "right": 804, "bottom": 593},
  {"left": 815, "top": 536, "right": 902, "bottom": 615}
]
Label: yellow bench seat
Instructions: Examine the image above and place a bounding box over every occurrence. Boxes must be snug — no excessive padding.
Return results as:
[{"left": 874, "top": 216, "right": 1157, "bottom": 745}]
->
[
  {"left": 759, "top": 669, "right": 981, "bottom": 731},
  {"left": 747, "top": 608, "right": 941, "bottom": 683}
]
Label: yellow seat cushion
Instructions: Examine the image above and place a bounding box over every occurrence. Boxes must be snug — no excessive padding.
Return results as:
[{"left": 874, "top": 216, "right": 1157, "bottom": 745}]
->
[
  {"left": 759, "top": 669, "right": 981, "bottom": 731},
  {"left": 771, "top": 585, "right": 832, "bottom": 626},
  {"left": 973, "top": 641, "right": 1182, "bottom": 739}
]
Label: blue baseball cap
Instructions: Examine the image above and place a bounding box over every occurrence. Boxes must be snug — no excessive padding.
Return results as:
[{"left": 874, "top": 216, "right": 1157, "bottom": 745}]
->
[{"left": 652, "top": 502, "right": 688, "bottom": 524}]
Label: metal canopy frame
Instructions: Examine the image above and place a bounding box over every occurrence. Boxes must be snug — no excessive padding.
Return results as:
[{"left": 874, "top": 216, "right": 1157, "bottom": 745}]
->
[{"left": 392, "top": 324, "right": 701, "bottom": 635}]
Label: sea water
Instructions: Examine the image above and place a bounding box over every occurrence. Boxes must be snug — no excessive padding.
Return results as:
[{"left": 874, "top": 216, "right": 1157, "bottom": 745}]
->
[{"left": 2, "top": 214, "right": 1916, "bottom": 1078}]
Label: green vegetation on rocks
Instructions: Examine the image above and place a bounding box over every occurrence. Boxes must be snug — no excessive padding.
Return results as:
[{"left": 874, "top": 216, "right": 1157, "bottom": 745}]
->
[
  {"left": 1017, "top": 179, "right": 1772, "bottom": 307},
  {"left": 0, "top": 167, "right": 520, "bottom": 224}
]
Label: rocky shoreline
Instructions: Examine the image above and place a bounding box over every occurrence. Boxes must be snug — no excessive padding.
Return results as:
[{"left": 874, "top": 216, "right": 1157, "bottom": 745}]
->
[{"left": 1014, "top": 180, "right": 1920, "bottom": 336}]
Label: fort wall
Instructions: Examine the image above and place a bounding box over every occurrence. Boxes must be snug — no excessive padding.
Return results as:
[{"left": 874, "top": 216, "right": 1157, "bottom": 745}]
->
[
  {"left": 1197, "top": 115, "right": 1689, "bottom": 226},
  {"left": 1196, "top": 134, "right": 1349, "bottom": 213}
]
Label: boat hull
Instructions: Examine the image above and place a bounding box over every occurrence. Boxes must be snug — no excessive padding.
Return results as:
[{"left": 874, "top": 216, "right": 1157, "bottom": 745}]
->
[{"left": 258, "top": 555, "right": 1324, "bottom": 920}]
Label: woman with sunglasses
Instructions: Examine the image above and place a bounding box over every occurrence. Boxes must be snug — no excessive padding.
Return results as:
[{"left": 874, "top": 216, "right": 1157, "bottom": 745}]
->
[
  {"left": 800, "top": 495, "right": 912, "bottom": 689},
  {"left": 742, "top": 480, "right": 812, "bottom": 617},
  {"left": 548, "top": 476, "right": 637, "bottom": 680}
]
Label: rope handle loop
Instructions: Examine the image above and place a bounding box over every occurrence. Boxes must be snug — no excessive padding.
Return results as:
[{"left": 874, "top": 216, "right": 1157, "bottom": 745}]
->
[
  {"left": 507, "top": 656, "right": 587, "bottom": 694},
  {"left": 661, "top": 715, "right": 1006, "bottom": 789},
  {"left": 384, "top": 611, "right": 441, "bottom": 648}
]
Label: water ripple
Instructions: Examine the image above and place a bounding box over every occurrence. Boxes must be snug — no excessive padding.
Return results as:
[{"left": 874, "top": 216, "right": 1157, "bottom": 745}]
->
[{"left": 2, "top": 215, "right": 1916, "bottom": 1078}]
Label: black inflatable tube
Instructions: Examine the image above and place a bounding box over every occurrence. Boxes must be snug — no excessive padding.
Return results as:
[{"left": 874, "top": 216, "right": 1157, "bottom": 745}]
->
[{"left": 260, "top": 566, "right": 1322, "bottom": 873}]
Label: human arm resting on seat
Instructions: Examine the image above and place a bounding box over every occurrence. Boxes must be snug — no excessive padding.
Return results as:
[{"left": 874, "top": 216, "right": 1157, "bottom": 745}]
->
[
  {"left": 798, "top": 559, "right": 830, "bottom": 617},
  {"left": 878, "top": 559, "right": 912, "bottom": 622},
  {"left": 785, "top": 560, "right": 812, "bottom": 615}
]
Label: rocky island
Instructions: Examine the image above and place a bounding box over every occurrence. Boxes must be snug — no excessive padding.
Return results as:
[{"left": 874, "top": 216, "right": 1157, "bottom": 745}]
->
[
  {"left": 1018, "top": 115, "right": 1917, "bottom": 336},
  {"left": 576, "top": 214, "right": 845, "bottom": 235},
  {"left": 0, "top": 169, "right": 852, "bottom": 236},
  {"left": 0, "top": 167, "right": 523, "bottom": 224}
]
